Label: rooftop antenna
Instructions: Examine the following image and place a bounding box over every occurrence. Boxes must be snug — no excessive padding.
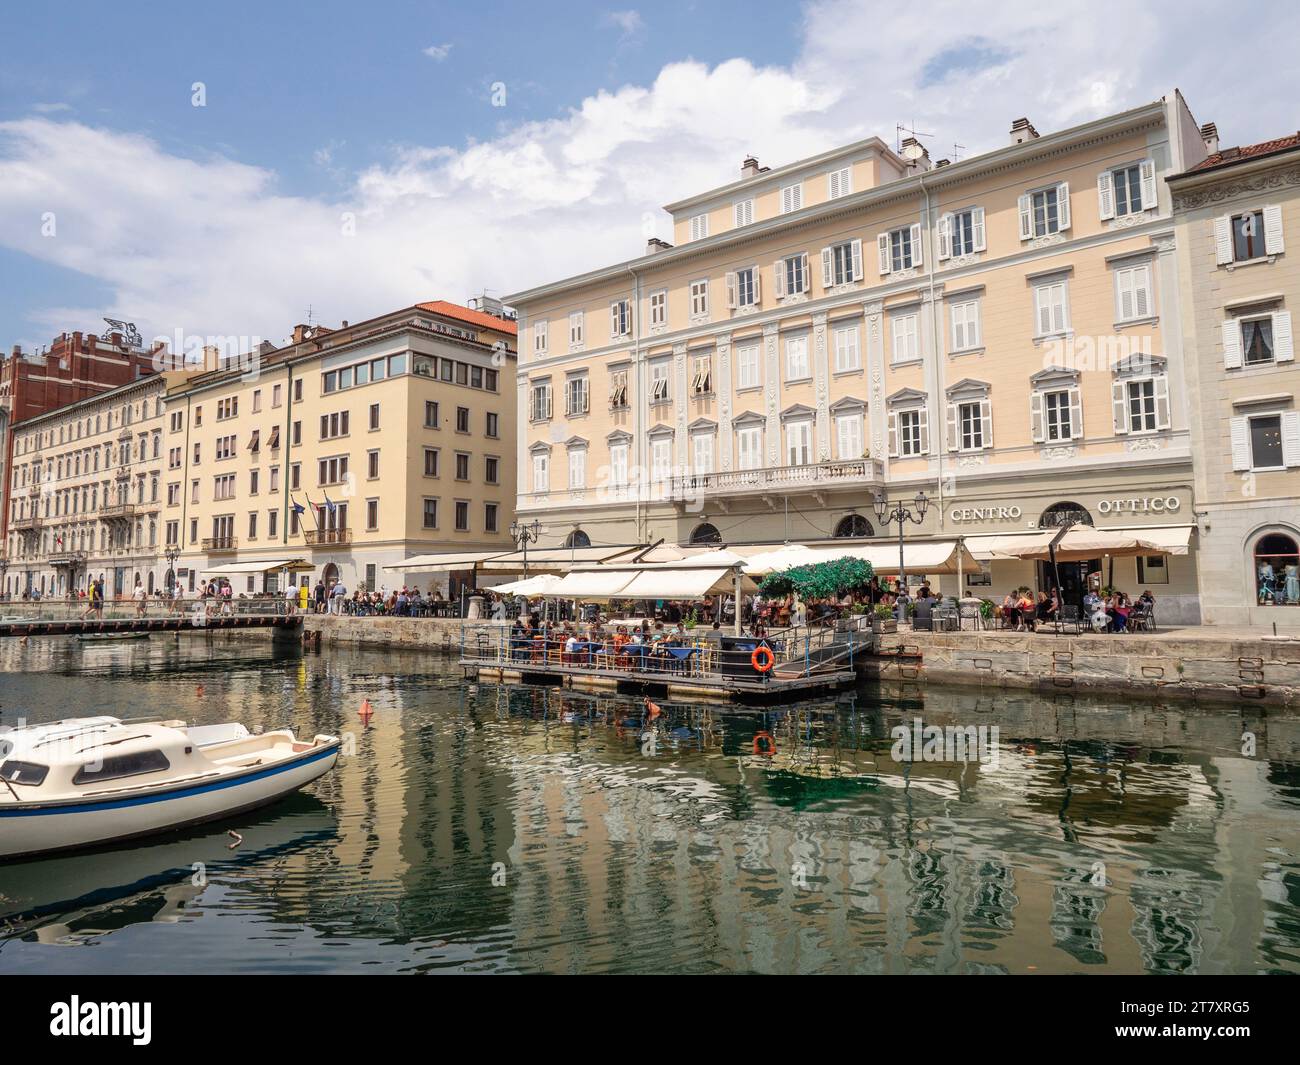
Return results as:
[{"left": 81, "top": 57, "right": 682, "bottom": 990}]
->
[
  {"left": 895, "top": 121, "right": 934, "bottom": 154},
  {"left": 304, "top": 304, "right": 315, "bottom": 327},
  {"left": 952, "top": 142, "right": 966, "bottom": 162}
]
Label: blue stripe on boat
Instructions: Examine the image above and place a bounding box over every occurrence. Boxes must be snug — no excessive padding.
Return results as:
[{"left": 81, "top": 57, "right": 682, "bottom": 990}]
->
[{"left": 0, "top": 745, "right": 337, "bottom": 817}]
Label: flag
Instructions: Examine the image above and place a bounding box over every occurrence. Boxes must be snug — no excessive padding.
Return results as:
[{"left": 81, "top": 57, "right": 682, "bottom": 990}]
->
[
  {"left": 324, "top": 493, "right": 336, "bottom": 514},
  {"left": 290, "top": 496, "right": 305, "bottom": 515}
]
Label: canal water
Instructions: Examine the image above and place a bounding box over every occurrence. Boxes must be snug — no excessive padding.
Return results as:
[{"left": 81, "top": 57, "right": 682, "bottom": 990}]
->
[{"left": 0, "top": 635, "right": 1297, "bottom": 975}]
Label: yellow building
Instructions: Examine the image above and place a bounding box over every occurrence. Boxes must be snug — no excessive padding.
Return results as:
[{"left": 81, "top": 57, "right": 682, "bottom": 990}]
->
[
  {"left": 5, "top": 374, "right": 168, "bottom": 598},
  {"left": 163, "top": 300, "right": 517, "bottom": 596},
  {"left": 1170, "top": 130, "right": 1300, "bottom": 626},
  {"left": 506, "top": 95, "right": 1212, "bottom": 621}
]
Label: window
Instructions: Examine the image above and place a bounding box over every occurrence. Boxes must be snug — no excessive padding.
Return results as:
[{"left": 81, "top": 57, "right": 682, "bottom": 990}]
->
[
  {"left": 455, "top": 452, "right": 470, "bottom": 480},
  {"left": 691, "top": 354, "right": 712, "bottom": 395},
  {"left": 268, "top": 509, "right": 279, "bottom": 538},
  {"left": 822, "top": 239, "right": 863, "bottom": 287},
  {"left": 73, "top": 750, "right": 170, "bottom": 786},
  {"left": 737, "top": 425, "right": 763, "bottom": 470},
  {"left": 248, "top": 511, "right": 258, "bottom": 539},
  {"left": 691, "top": 432, "right": 714, "bottom": 474},
  {"left": 269, "top": 466, "right": 280, "bottom": 492},
  {"left": 1099, "top": 161, "right": 1154, "bottom": 219},
  {"left": 649, "top": 361, "right": 670, "bottom": 404},
  {"left": 879, "top": 225, "right": 922, "bottom": 274},
  {"left": 1032, "top": 386, "right": 1082, "bottom": 443},
  {"left": 610, "top": 299, "right": 631, "bottom": 338},
  {"left": 1218, "top": 206, "right": 1284, "bottom": 264},
  {"left": 566, "top": 375, "right": 590, "bottom": 416},
  {"left": 569, "top": 311, "right": 584, "bottom": 348},
  {"left": 833, "top": 324, "right": 861, "bottom": 372},
  {"left": 1137, "top": 555, "right": 1169, "bottom": 585},
  {"left": 651, "top": 437, "right": 672, "bottom": 483},
  {"left": 889, "top": 400, "right": 928, "bottom": 457},
  {"left": 938, "top": 207, "right": 986, "bottom": 259},
  {"left": 425, "top": 400, "right": 440, "bottom": 428},
  {"left": 609, "top": 369, "right": 629, "bottom": 409},
  {"left": 1253, "top": 533, "right": 1300, "bottom": 604},
  {"left": 484, "top": 455, "right": 499, "bottom": 484},
  {"left": 690, "top": 279, "right": 709, "bottom": 318},
  {"left": 454, "top": 500, "right": 469, "bottom": 531},
  {"left": 955, "top": 400, "right": 989, "bottom": 451},
  {"left": 1115, "top": 378, "right": 1170, "bottom": 434},
  {"left": 689, "top": 213, "right": 708, "bottom": 241},
  {"left": 1033, "top": 280, "right": 1071, "bottom": 336},
  {"left": 568, "top": 448, "right": 586, "bottom": 489},
  {"left": 272, "top": 383, "right": 282, "bottom": 408},
  {"left": 216, "top": 397, "right": 238, "bottom": 420},
  {"left": 827, "top": 166, "right": 852, "bottom": 199},
  {"left": 1114, "top": 263, "right": 1153, "bottom": 322},
  {"left": 317, "top": 455, "right": 349, "bottom": 485},
  {"left": 891, "top": 313, "right": 920, "bottom": 364},
  {"left": 367, "top": 450, "right": 380, "bottom": 479},
  {"left": 1232, "top": 412, "right": 1300, "bottom": 471},
  {"left": 190, "top": 478, "right": 200, "bottom": 503},
  {"left": 530, "top": 382, "right": 552, "bottom": 421},
  {"left": 733, "top": 199, "right": 754, "bottom": 227},
  {"left": 532, "top": 452, "right": 549, "bottom": 492},
  {"left": 319, "top": 411, "right": 350, "bottom": 440},
  {"left": 290, "top": 463, "right": 300, "bottom": 490},
  {"left": 485, "top": 503, "right": 498, "bottom": 533},
  {"left": 194, "top": 406, "right": 202, "bottom": 427},
  {"left": 167, "top": 483, "right": 180, "bottom": 506},
  {"left": 775, "top": 253, "right": 809, "bottom": 298},
  {"left": 649, "top": 289, "right": 667, "bottom": 327},
  {"left": 365, "top": 499, "right": 378, "bottom": 531},
  {"left": 214, "top": 473, "right": 236, "bottom": 500},
  {"left": 483, "top": 411, "right": 497, "bottom": 438},
  {"left": 727, "top": 266, "right": 760, "bottom": 309},
  {"left": 1019, "top": 183, "right": 1071, "bottom": 239},
  {"left": 785, "top": 334, "right": 810, "bottom": 380},
  {"left": 368, "top": 403, "right": 380, "bottom": 431},
  {"left": 1224, "top": 313, "right": 1294, "bottom": 368},
  {"left": 249, "top": 469, "right": 260, "bottom": 495},
  {"left": 292, "top": 421, "right": 301, "bottom": 446},
  {"left": 423, "top": 498, "right": 438, "bottom": 528},
  {"left": 609, "top": 442, "right": 628, "bottom": 486},
  {"left": 835, "top": 413, "right": 863, "bottom": 459},
  {"left": 786, "top": 420, "right": 812, "bottom": 465},
  {"left": 737, "top": 343, "right": 760, "bottom": 389},
  {"left": 170, "top": 411, "right": 183, "bottom": 432},
  {"left": 533, "top": 320, "right": 548, "bottom": 356},
  {"left": 293, "top": 379, "right": 303, "bottom": 401},
  {"left": 950, "top": 299, "right": 981, "bottom": 351},
  {"left": 780, "top": 183, "right": 802, "bottom": 213},
  {"left": 424, "top": 448, "right": 440, "bottom": 476}
]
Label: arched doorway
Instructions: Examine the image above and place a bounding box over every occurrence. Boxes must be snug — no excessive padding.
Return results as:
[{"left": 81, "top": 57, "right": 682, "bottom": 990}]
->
[
  {"left": 1039, "top": 501, "right": 1094, "bottom": 528},
  {"left": 322, "top": 563, "right": 340, "bottom": 589},
  {"left": 690, "top": 522, "right": 722, "bottom": 545},
  {"left": 147, "top": 572, "right": 155, "bottom": 594},
  {"left": 564, "top": 530, "right": 591, "bottom": 548},
  {"left": 1254, "top": 532, "right": 1299, "bottom": 605},
  {"left": 1038, "top": 502, "right": 1097, "bottom": 607},
  {"left": 165, "top": 568, "right": 175, "bottom": 592},
  {"left": 833, "top": 514, "right": 874, "bottom": 538}
]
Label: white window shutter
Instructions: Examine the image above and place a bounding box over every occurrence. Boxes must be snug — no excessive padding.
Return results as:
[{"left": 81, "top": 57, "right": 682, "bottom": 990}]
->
[
  {"left": 1283, "top": 411, "right": 1300, "bottom": 467},
  {"left": 751, "top": 265, "right": 761, "bottom": 304},
  {"left": 1068, "top": 386, "right": 1084, "bottom": 439},
  {"left": 1030, "top": 391, "right": 1044, "bottom": 443},
  {"left": 1112, "top": 380, "right": 1128, "bottom": 434},
  {"left": 773, "top": 260, "right": 786, "bottom": 299},
  {"left": 1097, "top": 170, "right": 1115, "bottom": 221},
  {"left": 937, "top": 213, "right": 952, "bottom": 260},
  {"left": 887, "top": 410, "right": 898, "bottom": 457},
  {"left": 1134, "top": 265, "right": 1151, "bottom": 318},
  {"left": 972, "top": 207, "right": 986, "bottom": 252},
  {"left": 1018, "top": 194, "right": 1033, "bottom": 240},
  {"left": 1274, "top": 311, "right": 1294, "bottom": 362},
  {"left": 1139, "top": 159, "right": 1157, "bottom": 211},
  {"left": 917, "top": 407, "right": 930, "bottom": 453},
  {"left": 821, "top": 247, "right": 833, "bottom": 288},
  {"left": 1230, "top": 416, "right": 1251, "bottom": 470},
  {"left": 1222, "top": 319, "right": 1243, "bottom": 369},
  {"left": 610, "top": 303, "right": 618, "bottom": 337},
  {"left": 910, "top": 223, "right": 923, "bottom": 267},
  {"left": 878, "top": 233, "right": 891, "bottom": 274},
  {"left": 850, "top": 239, "right": 864, "bottom": 281},
  {"left": 1214, "top": 216, "right": 1233, "bottom": 265},
  {"left": 799, "top": 253, "right": 809, "bottom": 293},
  {"left": 1154, "top": 375, "right": 1170, "bottom": 430},
  {"left": 1056, "top": 182, "right": 1071, "bottom": 230},
  {"left": 980, "top": 397, "right": 993, "bottom": 448},
  {"left": 725, "top": 272, "right": 737, "bottom": 309},
  {"left": 1264, "top": 205, "right": 1285, "bottom": 255},
  {"left": 945, "top": 403, "right": 958, "bottom": 451}
]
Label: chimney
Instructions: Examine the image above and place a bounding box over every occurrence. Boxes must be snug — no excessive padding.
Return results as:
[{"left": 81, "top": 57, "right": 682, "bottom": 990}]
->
[
  {"left": 934, "top": 158, "right": 951, "bottom": 168},
  {"left": 1009, "top": 117, "right": 1039, "bottom": 145},
  {"left": 900, "top": 136, "right": 931, "bottom": 172},
  {"left": 1200, "top": 122, "right": 1219, "bottom": 154},
  {"left": 741, "top": 155, "right": 760, "bottom": 178},
  {"left": 646, "top": 237, "right": 673, "bottom": 255},
  {"left": 292, "top": 324, "right": 310, "bottom": 344}
]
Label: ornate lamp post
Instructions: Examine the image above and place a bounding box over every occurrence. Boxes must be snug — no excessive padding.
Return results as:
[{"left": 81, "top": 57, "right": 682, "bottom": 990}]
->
[
  {"left": 510, "top": 518, "right": 542, "bottom": 578},
  {"left": 165, "top": 545, "right": 181, "bottom": 592},
  {"left": 872, "top": 490, "right": 930, "bottom": 597}
]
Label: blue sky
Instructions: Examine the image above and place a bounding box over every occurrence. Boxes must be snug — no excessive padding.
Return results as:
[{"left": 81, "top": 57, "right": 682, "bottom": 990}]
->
[{"left": 1, "top": 0, "right": 1297, "bottom": 350}]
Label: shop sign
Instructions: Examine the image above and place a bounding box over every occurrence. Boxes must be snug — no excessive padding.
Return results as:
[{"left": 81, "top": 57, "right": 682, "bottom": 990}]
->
[
  {"left": 949, "top": 505, "right": 1023, "bottom": 523},
  {"left": 1096, "top": 496, "right": 1182, "bottom": 515}
]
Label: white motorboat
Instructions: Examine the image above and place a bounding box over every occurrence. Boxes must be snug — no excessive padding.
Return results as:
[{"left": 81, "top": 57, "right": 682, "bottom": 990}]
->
[{"left": 0, "top": 716, "right": 340, "bottom": 860}]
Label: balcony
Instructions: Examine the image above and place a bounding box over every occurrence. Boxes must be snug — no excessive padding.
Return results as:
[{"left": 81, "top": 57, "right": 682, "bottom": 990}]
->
[
  {"left": 305, "top": 528, "right": 352, "bottom": 546},
  {"left": 99, "top": 503, "right": 138, "bottom": 520},
  {"left": 669, "top": 458, "right": 885, "bottom": 505},
  {"left": 11, "top": 515, "right": 41, "bottom": 532},
  {"left": 201, "top": 537, "right": 239, "bottom": 552}
]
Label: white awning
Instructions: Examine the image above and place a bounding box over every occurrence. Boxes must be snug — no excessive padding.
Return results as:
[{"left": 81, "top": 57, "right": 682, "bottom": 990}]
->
[
  {"left": 479, "top": 545, "right": 643, "bottom": 572},
  {"left": 1105, "top": 525, "right": 1194, "bottom": 555},
  {"left": 620, "top": 566, "right": 740, "bottom": 599},
  {"left": 491, "top": 574, "right": 564, "bottom": 597},
  {"left": 740, "top": 541, "right": 978, "bottom": 576},
  {"left": 203, "top": 558, "right": 314, "bottom": 575},
  {"left": 971, "top": 532, "right": 1059, "bottom": 561},
  {"left": 548, "top": 570, "right": 636, "bottom": 598},
  {"left": 384, "top": 550, "right": 509, "bottom": 572}
]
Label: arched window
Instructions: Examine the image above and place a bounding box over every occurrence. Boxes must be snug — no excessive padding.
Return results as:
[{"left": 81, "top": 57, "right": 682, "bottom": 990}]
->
[
  {"left": 1039, "top": 501, "right": 1094, "bottom": 529},
  {"left": 690, "top": 522, "right": 722, "bottom": 545},
  {"left": 564, "top": 530, "right": 591, "bottom": 548},
  {"left": 834, "top": 514, "right": 874, "bottom": 538},
  {"left": 1254, "top": 532, "right": 1299, "bottom": 605}
]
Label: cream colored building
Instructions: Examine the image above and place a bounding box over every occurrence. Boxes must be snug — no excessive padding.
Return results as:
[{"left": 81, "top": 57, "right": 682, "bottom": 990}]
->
[
  {"left": 5, "top": 374, "right": 168, "bottom": 598},
  {"left": 1170, "top": 131, "right": 1300, "bottom": 626},
  {"left": 507, "top": 95, "right": 1212, "bottom": 620},
  {"left": 164, "top": 300, "right": 518, "bottom": 596}
]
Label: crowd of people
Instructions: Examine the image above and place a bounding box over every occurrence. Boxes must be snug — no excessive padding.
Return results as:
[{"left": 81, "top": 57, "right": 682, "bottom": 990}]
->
[{"left": 998, "top": 586, "right": 1156, "bottom": 632}]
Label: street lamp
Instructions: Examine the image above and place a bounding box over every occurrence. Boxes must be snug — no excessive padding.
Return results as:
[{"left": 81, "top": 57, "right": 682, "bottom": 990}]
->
[
  {"left": 510, "top": 518, "right": 542, "bottom": 577},
  {"left": 872, "top": 490, "right": 930, "bottom": 597},
  {"left": 165, "top": 545, "right": 180, "bottom": 592}
]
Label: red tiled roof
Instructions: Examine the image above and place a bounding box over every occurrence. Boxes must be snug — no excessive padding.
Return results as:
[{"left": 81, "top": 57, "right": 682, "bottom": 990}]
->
[
  {"left": 416, "top": 300, "right": 517, "bottom": 335},
  {"left": 1190, "top": 132, "right": 1300, "bottom": 173}
]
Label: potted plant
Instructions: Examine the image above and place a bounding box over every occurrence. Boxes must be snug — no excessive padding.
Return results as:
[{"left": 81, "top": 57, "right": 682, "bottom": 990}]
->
[{"left": 871, "top": 602, "right": 897, "bottom": 634}]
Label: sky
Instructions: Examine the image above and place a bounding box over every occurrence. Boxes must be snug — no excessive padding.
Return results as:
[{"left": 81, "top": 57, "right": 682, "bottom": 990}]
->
[{"left": 1, "top": 0, "right": 1297, "bottom": 353}]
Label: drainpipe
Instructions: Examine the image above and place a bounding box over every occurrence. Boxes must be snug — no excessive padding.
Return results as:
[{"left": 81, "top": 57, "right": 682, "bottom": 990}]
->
[
  {"left": 919, "top": 172, "right": 945, "bottom": 540},
  {"left": 627, "top": 265, "right": 643, "bottom": 544}
]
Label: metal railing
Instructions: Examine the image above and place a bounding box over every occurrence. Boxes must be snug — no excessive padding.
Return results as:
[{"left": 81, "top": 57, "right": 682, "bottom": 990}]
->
[
  {"left": 201, "top": 537, "right": 239, "bottom": 551},
  {"left": 669, "top": 457, "right": 883, "bottom": 498},
  {"left": 305, "top": 528, "right": 351, "bottom": 545}
]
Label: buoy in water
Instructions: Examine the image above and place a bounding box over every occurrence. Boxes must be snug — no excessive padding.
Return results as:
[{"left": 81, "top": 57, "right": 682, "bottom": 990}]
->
[
  {"left": 644, "top": 697, "right": 662, "bottom": 722},
  {"left": 358, "top": 698, "right": 374, "bottom": 725},
  {"left": 196, "top": 684, "right": 205, "bottom": 697}
]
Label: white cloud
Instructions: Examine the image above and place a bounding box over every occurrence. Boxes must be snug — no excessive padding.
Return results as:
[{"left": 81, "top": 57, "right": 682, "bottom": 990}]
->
[
  {"left": 604, "top": 10, "right": 645, "bottom": 43},
  {"left": 422, "top": 43, "right": 453, "bottom": 62},
  {"left": 2, "top": 0, "right": 1298, "bottom": 348}
]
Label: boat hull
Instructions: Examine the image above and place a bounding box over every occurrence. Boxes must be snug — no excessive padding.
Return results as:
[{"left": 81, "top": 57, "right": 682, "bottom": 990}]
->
[{"left": 0, "top": 742, "right": 339, "bottom": 861}]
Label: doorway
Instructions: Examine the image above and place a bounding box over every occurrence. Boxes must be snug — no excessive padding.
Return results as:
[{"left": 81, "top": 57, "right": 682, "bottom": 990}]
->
[{"left": 1038, "top": 559, "right": 1101, "bottom": 609}]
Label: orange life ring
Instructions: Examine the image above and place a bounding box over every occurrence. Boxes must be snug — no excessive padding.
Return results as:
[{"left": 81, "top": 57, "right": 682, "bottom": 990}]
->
[
  {"left": 751, "top": 645, "right": 775, "bottom": 673},
  {"left": 753, "top": 731, "right": 777, "bottom": 757}
]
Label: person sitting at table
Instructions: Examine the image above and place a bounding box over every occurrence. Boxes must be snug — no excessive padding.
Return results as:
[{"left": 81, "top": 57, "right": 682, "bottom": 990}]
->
[
  {"left": 564, "top": 629, "right": 580, "bottom": 663},
  {"left": 1001, "top": 591, "right": 1019, "bottom": 629},
  {"left": 1035, "top": 590, "right": 1056, "bottom": 628},
  {"left": 912, "top": 592, "right": 935, "bottom": 630},
  {"left": 1016, "top": 590, "right": 1036, "bottom": 631},
  {"left": 1109, "top": 591, "right": 1131, "bottom": 633}
]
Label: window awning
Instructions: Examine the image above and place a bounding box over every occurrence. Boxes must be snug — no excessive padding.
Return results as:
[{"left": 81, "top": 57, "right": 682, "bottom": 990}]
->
[
  {"left": 1104, "top": 525, "right": 1194, "bottom": 555},
  {"left": 549, "top": 570, "right": 635, "bottom": 598},
  {"left": 979, "top": 525, "right": 1194, "bottom": 562},
  {"left": 202, "top": 558, "right": 314, "bottom": 575},
  {"left": 384, "top": 550, "right": 510, "bottom": 573},
  {"left": 478, "top": 545, "right": 644, "bottom": 572}
]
